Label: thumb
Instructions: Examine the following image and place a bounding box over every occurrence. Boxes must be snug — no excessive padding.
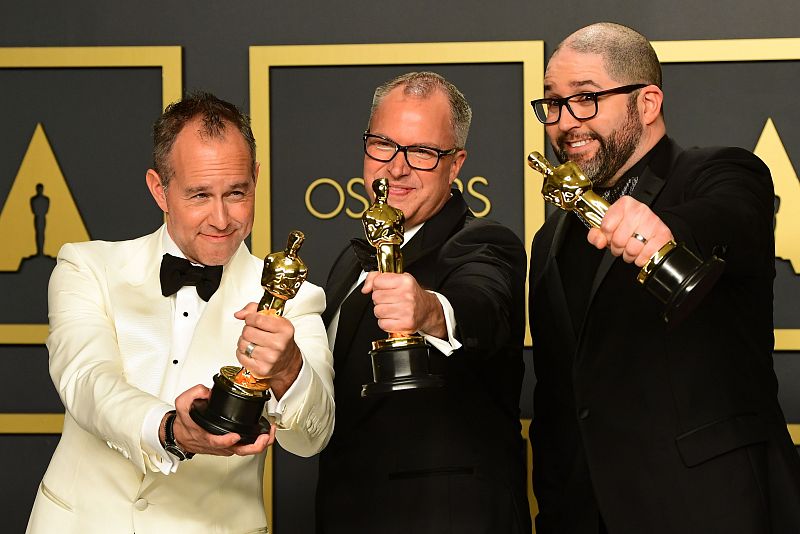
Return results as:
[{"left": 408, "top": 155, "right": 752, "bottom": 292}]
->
[
  {"left": 234, "top": 301, "right": 259, "bottom": 319},
  {"left": 361, "top": 272, "right": 376, "bottom": 294}
]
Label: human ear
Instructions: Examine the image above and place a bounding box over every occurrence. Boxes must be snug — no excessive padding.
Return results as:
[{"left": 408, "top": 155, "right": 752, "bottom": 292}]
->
[
  {"left": 639, "top": 85, "right": 664, "bottom": 125},
  {"left": 145, "top": 169, "right": 169, "bottom": 212}
]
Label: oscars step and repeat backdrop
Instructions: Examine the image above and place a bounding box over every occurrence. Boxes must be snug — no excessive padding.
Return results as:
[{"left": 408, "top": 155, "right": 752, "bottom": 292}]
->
[{"left": 1, "top": 34, "right": 799, "bottom": 534}]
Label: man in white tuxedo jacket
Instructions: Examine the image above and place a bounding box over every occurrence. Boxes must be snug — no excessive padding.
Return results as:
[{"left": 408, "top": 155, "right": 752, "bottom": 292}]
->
[{"left": 26, "top": 92, "right": 335, "bottom": 534}]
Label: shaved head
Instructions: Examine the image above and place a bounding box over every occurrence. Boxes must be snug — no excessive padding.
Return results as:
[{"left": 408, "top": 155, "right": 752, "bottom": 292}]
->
[{"left": 553, "top": 22, "right": 662, "bottom": 88}]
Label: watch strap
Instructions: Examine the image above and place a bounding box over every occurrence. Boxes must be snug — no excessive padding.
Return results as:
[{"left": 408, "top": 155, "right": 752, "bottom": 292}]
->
[{"left": 164, "top": 410, "right": 195, "bottom": 461}]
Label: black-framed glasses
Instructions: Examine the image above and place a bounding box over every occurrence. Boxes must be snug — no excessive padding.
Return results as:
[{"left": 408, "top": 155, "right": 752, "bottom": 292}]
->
[
  {"left": 363, "top": 132, "right": 460, "bottom": 171},
  {"left": 531, "top": 84, "right": 648, "bottom": 125}
]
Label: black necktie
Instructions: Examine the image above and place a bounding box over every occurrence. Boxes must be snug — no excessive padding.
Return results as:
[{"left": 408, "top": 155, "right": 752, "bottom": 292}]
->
[
  {"left": 350, "top": 238, "right": 377, "bottom": 272},
  {"left": 159, "top": 253, "right": 223, "bottom": 302}
]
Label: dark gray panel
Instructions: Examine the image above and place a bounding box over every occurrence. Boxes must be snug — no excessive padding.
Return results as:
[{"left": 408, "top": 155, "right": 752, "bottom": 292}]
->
[
  {"left": 775, "top": 352, "right": 800, "bottom": 422},
  {"left": 0, "top": 346, "right": 62, "bottom": 413},
  {"left": 273, "top": 445, "right": 320, "bottom": 534},
  {"left": 0, "top": 435, "right": 61, "bottom": 533}
]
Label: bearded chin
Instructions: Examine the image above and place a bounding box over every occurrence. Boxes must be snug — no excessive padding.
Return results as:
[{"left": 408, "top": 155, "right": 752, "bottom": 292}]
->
[{"left": 554, "top": 104, "right": 643, "bottom": 187}]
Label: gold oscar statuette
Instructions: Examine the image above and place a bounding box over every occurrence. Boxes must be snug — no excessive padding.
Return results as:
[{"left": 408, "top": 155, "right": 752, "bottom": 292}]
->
[
  {"left": 527, "top": 151, "right": 724, "bottom": 325},
  {"left": 190, "top": 230, "right": 308, "bottom": 443},
  {"left": 361, "top": 178, "right": 444, "bottom": 396}
]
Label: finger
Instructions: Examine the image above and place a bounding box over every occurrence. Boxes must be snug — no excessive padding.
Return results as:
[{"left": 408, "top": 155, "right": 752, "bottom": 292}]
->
[
  {"left": 586, "top": 228, "right": 608, "bottom": 250},
  {"left": 234, "top": 302, "right": 259, "bottom": 320},
  {"left": 622, "top": 234, "right": 647, "bottom": 263},
  {"left": 362, "top": 272, "right": 379, "bottom": 293},
  {"left": 174, "top": 384, "right": 211, "bottom": 413},
  {"left": 231, "top": 427, "right": 274, "bottom": 456}
]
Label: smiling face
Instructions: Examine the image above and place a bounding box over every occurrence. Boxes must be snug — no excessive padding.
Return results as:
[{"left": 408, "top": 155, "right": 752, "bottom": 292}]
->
[
  {"left": 146, "top": 117, "right": 258, "bottom": 266},
  {"left": 544, "top": 48, "right": 645, "bottom": 187},
  {"left": 363, "top": 86, "right": 466, "bottom": 228}
]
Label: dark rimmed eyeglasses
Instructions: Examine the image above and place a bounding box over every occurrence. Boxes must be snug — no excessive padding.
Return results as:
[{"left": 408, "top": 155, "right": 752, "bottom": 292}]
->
[
  {"left": 363, "top": 132, "right": 460, "bottom": 171},
  {"left": 531, "top": 84, "right": 648, "bottom": 125}
]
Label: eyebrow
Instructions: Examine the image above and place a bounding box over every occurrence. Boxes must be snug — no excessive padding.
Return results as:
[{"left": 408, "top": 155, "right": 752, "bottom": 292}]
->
[
  {"left": 370, "top": 132, "right": 445, "bottom": 150},
  {"left": 182, "top": 180, "right": 254, "bottom": 196},
  {"left": 544, "top": 79, "right": 603, "bottom": 95}
]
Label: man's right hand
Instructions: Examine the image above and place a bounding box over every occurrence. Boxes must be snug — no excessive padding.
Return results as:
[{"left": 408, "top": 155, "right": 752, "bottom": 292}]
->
[{"left": 163, "top": 384, "right": 275, "bottom": 457}]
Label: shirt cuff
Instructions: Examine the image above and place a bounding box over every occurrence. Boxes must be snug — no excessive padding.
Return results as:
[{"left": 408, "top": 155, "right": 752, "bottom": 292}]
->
[
  {"left": 266, "top": 355, "right": 311, "bottom": 427},
  {"left": 419, "top": 290, "right": 462, "bottom": 356},
  {"left": 142, "top": 404, "right": 180, "bottom": 474}
]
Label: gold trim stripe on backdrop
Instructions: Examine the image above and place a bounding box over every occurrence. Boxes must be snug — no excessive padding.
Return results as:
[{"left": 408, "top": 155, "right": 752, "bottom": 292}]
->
[
  {"left": 0, "top": 46, "right": 182, "bottom": 109},
  {"left": 0, "top": 324, "right": 48, "bottom": 344}
]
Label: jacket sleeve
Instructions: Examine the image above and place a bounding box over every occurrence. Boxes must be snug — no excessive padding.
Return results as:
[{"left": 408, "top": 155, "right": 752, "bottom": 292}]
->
[
  {"left": 657, "top": 147, "right": 775, "bottom": 278},
  {"left": 436, "top": 221, "right": 528, "bottom": 359},
  {"left": 47, "top": 243, "right": 172, "bottom": 474},
  {"left": 270, "top": 281, "right": 335, "bottom": 456}
]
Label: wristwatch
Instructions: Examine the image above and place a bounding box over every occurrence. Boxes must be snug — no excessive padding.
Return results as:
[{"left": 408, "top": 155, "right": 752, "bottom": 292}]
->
[{"left": 163, "top": 410, "right": 194, "bottom": 461}]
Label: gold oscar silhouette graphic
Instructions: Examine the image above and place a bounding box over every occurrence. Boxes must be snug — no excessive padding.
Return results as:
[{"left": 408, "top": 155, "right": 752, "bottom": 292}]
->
[
  {"left": 361, "top": 178, "right": 444, "bottom": 396},
  {"left": 190, "top": 230, "right": 308, "bottom": 443},
  {"left": 527, "top": 151, "right": 725, "bottom": 325}
]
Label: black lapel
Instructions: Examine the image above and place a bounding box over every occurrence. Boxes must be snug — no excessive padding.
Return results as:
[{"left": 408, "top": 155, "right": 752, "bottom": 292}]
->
[
  {"left": 404, "top": 189, "right": 469, "bottom": 271},
  {"left": 321, "top": 247, "right": 362, "bottom": 328},
  {"left": 530, "top": 210, "right": 571, "bottom": 326}
]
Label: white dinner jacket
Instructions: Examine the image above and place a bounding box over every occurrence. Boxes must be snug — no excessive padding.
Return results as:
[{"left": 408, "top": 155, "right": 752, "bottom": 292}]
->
[{"left": 27, "top": 226, "right": 334, "bottom": 534}]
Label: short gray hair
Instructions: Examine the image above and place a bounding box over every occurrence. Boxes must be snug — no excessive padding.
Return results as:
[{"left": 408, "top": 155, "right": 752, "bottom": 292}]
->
[{"left": 368, "top": 71, "right": 472, "bottom": 148}]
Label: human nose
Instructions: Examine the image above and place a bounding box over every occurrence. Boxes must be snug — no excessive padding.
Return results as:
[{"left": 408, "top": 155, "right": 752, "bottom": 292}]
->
[
  {"left": 385, "top": 148, "right": 411, "bottom": 177},
  {"left": 207, "top": 198, "right": 229, "bottom": 229},
  {"left": 555, "top": 104, "right": 582, "bottom": 131}
]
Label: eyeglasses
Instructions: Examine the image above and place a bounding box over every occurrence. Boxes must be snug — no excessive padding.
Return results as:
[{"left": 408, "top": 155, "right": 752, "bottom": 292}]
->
[
  {"left": 363, "top": 132, "right": 460, "bottom": 171},
  {"left": 531, "top": 84, "right": 648, "bottom": 125}
]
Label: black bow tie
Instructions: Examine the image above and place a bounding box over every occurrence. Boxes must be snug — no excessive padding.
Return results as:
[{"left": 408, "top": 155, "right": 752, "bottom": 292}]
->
[
  {"left": 350, "top": 238, "right": 377, "bottom": 272},
  {"left": 160, "top": 253, "right": 223, "bottom": 302}
]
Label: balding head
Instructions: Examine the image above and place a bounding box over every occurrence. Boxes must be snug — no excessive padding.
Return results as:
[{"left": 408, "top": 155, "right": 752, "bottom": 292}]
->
[{"left": 554, "top": 22, "right": 662, "bottom": 89}]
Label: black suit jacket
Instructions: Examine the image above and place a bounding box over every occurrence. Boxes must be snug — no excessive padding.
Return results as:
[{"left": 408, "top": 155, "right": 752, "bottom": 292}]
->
[
  {"left": 529, "top": 137, "right": 800, "bottom": 533},
  {"left": 317, "top": 190, "right": 531, "bottom": 534}
]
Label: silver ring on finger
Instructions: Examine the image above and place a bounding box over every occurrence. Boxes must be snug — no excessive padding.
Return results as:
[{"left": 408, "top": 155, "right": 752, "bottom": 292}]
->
[
  {"left": 631, "top": 232, "right": 648, "bottom": 244},
  {"left": 244, "top": 342, "right": 257, "bottom": 358}
]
